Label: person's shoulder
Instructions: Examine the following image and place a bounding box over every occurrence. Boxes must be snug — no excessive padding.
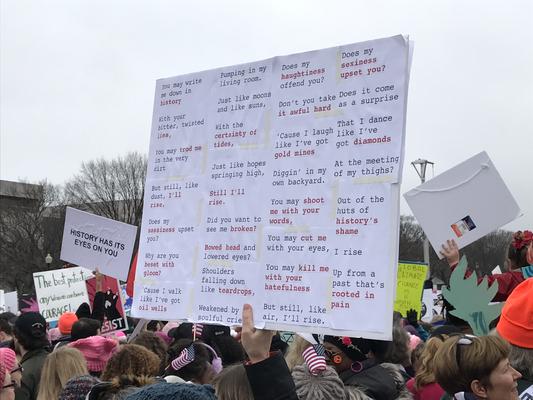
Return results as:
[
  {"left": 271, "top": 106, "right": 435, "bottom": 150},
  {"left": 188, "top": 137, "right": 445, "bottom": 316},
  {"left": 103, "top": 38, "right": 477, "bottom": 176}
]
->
[{"left": 518, "top": 378, "right": 533, "bottom": 397}]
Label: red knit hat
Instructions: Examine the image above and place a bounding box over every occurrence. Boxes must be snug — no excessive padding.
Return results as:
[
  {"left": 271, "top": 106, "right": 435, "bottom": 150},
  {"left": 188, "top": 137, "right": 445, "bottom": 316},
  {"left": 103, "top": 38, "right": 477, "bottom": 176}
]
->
[
  {"left": 497, "top": 278, "right": 533, "bottom": 348},
  {"left": 58, "top": 312, "right": 78, "bottom": 335},
  {"left": 69, "top": 336, "right": 118, "bottom": 372},
  {"left": 0, "top": 348, "right": 17, "bottom": 372}
]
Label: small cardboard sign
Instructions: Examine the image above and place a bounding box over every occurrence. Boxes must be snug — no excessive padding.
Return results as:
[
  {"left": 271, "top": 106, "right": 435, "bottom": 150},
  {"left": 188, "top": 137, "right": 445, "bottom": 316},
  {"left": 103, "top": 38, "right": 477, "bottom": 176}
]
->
[
  {"left": 60, "top": 207, "right": 137, "bottom": 281},
  {"left": 420, "top": 289, "right": 443, "bottom": 322},
  {"left": 393, "top": 262, "right": 427, "bottom": 317},
  {"left": 4, "top": 291, "right": 18, "bottom": 314},
  {"left": 404, "top": 152, "right": 521, "bottom": 258},
  {"left": 33, "top": 267, "right": 90, "bottom": 322}
]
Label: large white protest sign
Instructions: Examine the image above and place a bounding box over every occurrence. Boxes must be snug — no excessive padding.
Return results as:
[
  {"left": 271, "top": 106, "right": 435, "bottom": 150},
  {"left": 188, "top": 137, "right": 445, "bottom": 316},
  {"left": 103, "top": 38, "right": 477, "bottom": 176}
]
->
[
  {"left": 61, "top": 207, "right": 137, "bottom": 281},
  {"left": 33, "top": 267, "right": 90, "bottom": 322},
  {"left": 404, "top": 152, "right": 521, "bottom": 259},
  {"left": 132, "top": 35, "right": 411, "bottom": 339}
]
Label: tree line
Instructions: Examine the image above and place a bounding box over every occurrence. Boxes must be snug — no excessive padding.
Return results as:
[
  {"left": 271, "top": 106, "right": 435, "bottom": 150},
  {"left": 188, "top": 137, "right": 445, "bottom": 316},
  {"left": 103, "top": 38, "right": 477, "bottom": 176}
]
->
[{"left": 0, "top": 152, "right": 512, "bottom": 293}]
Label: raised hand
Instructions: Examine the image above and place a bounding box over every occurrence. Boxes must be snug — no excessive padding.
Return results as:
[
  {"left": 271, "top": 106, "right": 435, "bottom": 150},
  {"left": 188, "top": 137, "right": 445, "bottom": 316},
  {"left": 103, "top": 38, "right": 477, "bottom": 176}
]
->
[
  {"left": 240, "top": 303, "right": 275, "bottom": 363},
  {"left": 440, "top": 239, "right": 460, "bottom": 267}
]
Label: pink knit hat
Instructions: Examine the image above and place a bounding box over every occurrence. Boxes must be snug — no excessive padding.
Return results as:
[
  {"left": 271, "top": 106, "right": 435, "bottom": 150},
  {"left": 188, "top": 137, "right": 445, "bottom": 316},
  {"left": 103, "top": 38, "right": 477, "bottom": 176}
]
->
[
  {"left": 161, "top": 321, "right": 179, "bottom": 335},
  {"left": 0, "top": 348, "right": 17, "bottom": 372},
  {"left": 154, "top": 331, "right": 172, "bottom": 345},
  {"left": 69, "top": 336, "right": 118, "bottom": 372},
  {"left": 48, "top": 327, "right": 62, "bottom": 342},
  {"left": 409, "top": 334, "right": 422, "bottom": 351}
]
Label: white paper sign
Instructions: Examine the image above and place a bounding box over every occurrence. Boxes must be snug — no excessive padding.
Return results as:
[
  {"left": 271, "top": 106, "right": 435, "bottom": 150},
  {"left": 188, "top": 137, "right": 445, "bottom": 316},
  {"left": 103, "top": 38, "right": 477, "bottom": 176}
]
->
[
  {"left": 133, "top": 35, "right": 411, "bottom": 339},
  {"left": 33, "top": 267, "right": 90, "bottom": 322},
  {"left": 404, "top": 152, "right": 521, "bottom": 259},
  {"left": 61, "top": 207, "right": 137, "bottom": 281},
  {"left": 0, "top": 290, "right": 4, "bottom": 313},
  {"left": 421, "top": 289, "right": 443, "bottom": 323},
  {"left": 4, "top": 291, "right": 18, "bottom": 314}
]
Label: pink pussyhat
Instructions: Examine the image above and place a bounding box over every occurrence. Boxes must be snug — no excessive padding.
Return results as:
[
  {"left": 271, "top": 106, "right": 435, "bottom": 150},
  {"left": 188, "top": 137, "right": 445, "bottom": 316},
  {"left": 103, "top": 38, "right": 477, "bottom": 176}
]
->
[
  {"left": 0, "top": 348, "right": 17, "bottom": 372},
  {"left": 69, "top": 335, "right": 118, "bottom": 372},
  {"left": 409, "top": 333, "right": 422, "bottom": 350},
  {"left": 48, "top": 327, "right": 62, "bottom": 342}
]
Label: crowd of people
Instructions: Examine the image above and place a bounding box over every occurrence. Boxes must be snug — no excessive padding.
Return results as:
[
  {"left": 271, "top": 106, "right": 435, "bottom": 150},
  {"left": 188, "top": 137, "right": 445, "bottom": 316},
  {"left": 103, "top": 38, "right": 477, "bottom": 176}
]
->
[{"left": 0, "top": 231, "right": 531, "bottom": 400}]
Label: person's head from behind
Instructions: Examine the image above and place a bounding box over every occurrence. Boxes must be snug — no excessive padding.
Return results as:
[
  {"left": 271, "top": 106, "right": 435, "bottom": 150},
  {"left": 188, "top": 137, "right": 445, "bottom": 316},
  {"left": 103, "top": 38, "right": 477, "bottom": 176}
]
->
[
  {"left": 507, "top": 230, "right": 532, "bottom": 270},
  {"left": 212, "top": 363, "right": 253, "bottom": 400},
  {"left": 58, "top": 312, "right": 78, "bottom": 336},
  {"left": 322, "top": 336, "right": 390, "bottom": 373},
  {"left": 13, "top": 312, "right": 48, "bottom": 353},
  {"left": 414, "top": 336, "right": 446, "bottom": 389},
  {"left": 410, "top": 341, "right": 425, "bottom": 373},
  {"left": 36, "top": 347, "right": 88, "bottom": 400},
  {"left": 100, "top": 344, "right": 160, "bottom": 382},
  {"left": 0, "top": 318, "right": 13, "bottom": 343},
  {"left": 496, "top": 277, "right": 533, "bottom": 382},
  {"left": 434, "top": 335, "right": 521, "bottom": 400},
  {"left": 0, "top": 348, "right": 20, "bottom": 388},
  {"left": 166, "top": 339, "right": 220, "bottom": 384},
  {"left": 130, "top": 331, "right": 168, "bottom": 375},
  {"left": 382, "top": 324, "right": 410, "bottom": 366},
  {"left": 125, "top": 382, "right": 217, "bottom": 400},
  {"left": 70, "top": 318, "right": 101, "bottom": 341}
]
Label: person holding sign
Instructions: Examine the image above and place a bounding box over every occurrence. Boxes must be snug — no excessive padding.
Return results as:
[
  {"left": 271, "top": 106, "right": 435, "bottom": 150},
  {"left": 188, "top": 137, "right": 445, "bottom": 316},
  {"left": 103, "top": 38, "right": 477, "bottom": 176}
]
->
[{"left": 439, "top": 232, "right": 530, "bottom": 302}]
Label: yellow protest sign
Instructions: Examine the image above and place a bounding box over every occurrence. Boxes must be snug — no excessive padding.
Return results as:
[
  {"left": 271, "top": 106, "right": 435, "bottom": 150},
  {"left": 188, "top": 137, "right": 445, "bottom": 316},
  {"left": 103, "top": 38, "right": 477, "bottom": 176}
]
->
[{"left": 393, "top": 262, "right": 427, "bottom": 317}]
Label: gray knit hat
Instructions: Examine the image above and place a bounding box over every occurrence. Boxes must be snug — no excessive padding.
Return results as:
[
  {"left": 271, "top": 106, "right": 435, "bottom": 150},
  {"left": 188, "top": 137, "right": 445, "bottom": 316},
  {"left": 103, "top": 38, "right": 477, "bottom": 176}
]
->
[
  {"left": 292, "top": 364, "right": 346, "bottom": 400},
  {"left": 125, "top": 382, "right": 216, "bottom": 400},
  {"left": 59, "top": 375, "right": 100, "bottom": 400}
]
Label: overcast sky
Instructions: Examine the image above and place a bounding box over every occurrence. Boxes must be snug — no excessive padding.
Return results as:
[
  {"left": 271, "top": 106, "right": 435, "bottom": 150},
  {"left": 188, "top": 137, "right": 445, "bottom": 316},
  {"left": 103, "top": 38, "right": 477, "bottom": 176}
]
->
[{"left": 1, "top": 0, "right": 532, "bottom": 231}]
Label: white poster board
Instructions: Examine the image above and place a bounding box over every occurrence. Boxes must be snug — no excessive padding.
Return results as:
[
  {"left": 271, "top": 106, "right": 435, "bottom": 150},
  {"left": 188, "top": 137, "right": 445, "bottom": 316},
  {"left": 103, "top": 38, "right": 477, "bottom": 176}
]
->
[
  {"left": 404, "top": 152, "right": 521, "bottom": 259},
  {"left": 132, "top": 35, "right": 411, "bottom": 339},
  {"left": 421, "top": 289, "right": 443, "bottom": 323},
  {"left": 33, "top": 267, "right": 90, "bottom": 322},
  {"left": 0, "top": 290, "right": 4, "bottom": 313},
  {"left": 4, "top": 291, "right": 18, "bottom": 314},
  {"left": 60, "top": 207, "right": 138, "bottom": 281}
]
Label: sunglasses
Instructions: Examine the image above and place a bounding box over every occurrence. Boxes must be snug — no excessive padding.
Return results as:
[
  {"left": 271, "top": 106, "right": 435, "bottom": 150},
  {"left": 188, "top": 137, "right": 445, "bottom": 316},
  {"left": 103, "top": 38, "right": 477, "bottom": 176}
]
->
[{"left": 454, "top": 334, "right": 476, "bottom": 367}]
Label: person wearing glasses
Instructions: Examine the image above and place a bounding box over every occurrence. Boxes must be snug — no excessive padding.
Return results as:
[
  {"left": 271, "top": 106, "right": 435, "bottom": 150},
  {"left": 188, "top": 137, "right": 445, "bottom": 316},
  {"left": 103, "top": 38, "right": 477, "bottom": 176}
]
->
[
  {"left": 1, "top": 361, "right": 15, "bottom": 400},
  {"left": 439, "top": 231, "right": 531, "bottom": 303},
  {"left": 0, "top": 347, "right": 22, "bottom": 388},
  {"left": 434, "top": 335, "right": 522, "bottom": 400}
]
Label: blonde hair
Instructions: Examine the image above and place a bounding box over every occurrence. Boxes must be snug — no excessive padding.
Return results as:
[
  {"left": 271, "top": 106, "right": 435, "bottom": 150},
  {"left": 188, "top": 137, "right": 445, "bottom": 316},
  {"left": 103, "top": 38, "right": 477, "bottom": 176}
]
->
[
  {"left": 284, "top": 335, "right": 312, "bottom": 371},
  {"left": 414, "top": 336, "right": 446, "bottom": 389},
  {"left": 37, "top": 347, "right": 88, "bottom": 400},
  {"left": 434, "top": 335, "right": 509, "bottom": 394},
  {"left": 212, "top": 363, "right": 253, "bottom": 400}
]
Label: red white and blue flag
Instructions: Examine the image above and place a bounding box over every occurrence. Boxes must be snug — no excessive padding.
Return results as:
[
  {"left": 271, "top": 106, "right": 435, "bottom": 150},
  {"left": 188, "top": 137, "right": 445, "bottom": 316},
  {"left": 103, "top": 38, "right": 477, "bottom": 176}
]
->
[
  {"left": 171, "top": 344, "right": 195, "bottom": 371},
  {"left": 303, "top": 344, "right": 327, "bottom": 375}
]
